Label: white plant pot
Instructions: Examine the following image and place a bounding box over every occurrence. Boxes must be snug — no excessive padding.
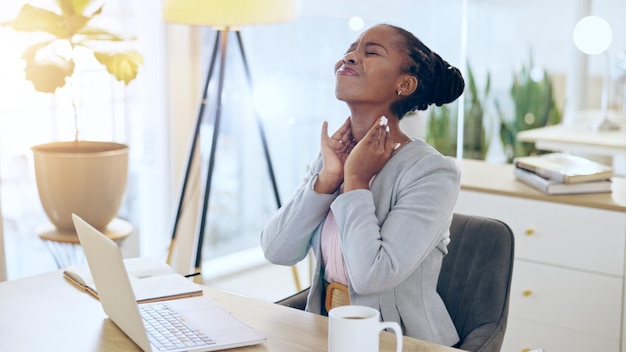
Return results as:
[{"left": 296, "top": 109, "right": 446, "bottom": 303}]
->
[{"left": 32, "top": 141, "right": 129, "bottom": 232}]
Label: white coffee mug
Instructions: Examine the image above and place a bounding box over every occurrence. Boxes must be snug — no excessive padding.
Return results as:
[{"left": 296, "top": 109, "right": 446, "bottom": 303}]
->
[{"left": 328, "top": 305, "right": 403, "bottom": 352}]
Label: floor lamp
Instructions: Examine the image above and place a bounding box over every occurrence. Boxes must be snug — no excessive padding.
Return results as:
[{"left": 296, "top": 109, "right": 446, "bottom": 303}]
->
[{"left": 162, "top": 0, "right": 302, "bottom": 289}]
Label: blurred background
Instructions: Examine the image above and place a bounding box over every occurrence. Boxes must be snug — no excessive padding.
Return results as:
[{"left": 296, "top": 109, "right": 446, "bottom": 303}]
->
[{"left": 0, "top": 0, "right": 624, "bottom": 295}]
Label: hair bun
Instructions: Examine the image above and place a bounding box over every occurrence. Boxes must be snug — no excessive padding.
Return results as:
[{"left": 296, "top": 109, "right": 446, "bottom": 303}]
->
[
  {"left": 386, "top": 23, "right": 465, "bottom": 117},
  {"left": 431, "top": 55, "right": 465, "bottom": 107}
]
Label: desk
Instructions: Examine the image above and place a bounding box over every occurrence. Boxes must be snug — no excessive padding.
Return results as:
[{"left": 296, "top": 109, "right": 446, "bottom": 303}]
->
[
  {"left": 456, "top": 159, "right": 626, "bottom": 351},
  {"left": 38, "top": 218, "right": 133, "bottom": 268},
  {"left": 0, "top": 270, "right": 462, "bottom": 352},
  {"left": 458, "top": 159, "right": 626, "bottom": 210}
]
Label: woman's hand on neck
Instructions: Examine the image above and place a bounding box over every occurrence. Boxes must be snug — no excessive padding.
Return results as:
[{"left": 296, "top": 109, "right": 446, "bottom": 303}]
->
[
  {"left": 348, "top": 105, "right": 393, "bottom": 140},
  {"left": 348, "top": 108, "right": 408, "bottom": 145},
  {"left": 343, "top": 115, "right": 407, "bottom": 192}
]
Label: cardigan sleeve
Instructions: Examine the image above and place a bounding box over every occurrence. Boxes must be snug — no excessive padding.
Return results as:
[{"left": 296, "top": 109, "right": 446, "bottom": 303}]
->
[{"left": 260, "top": 153, "right": 337, "bottom": 266}]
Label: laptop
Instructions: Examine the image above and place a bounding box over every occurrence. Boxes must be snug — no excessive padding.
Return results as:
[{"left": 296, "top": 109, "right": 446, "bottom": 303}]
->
[{"left": 71, "top": 214, "right": 266, "bottom": 352}]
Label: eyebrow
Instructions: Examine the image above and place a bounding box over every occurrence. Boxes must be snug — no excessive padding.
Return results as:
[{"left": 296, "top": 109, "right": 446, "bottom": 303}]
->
[{"left": 347, "top": 41, "right": 388, "bottom": 53}]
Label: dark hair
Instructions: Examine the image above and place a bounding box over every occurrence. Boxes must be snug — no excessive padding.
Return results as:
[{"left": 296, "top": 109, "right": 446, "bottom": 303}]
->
[{"left": 386, "top": 24, "right": 465, "bottom": 119}]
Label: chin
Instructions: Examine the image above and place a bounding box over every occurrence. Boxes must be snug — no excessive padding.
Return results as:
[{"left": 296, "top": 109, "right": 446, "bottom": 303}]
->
[
  {"left": 334, "top": 85, "right": 355, "bottom": 103},
  {"left": 334, "top": 89, "right": 347, "bottom": 102}
]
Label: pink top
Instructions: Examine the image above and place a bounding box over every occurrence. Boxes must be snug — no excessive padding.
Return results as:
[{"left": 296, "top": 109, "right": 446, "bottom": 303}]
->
[
  {"left": 321, "top": 176, "right": 378, "bottom": 286},
  {"left": 321, "top": 209, "right": 349, "bottom": 285}
]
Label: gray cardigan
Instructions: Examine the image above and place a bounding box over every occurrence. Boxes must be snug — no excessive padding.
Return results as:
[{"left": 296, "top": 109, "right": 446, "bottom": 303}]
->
[{"left": 261, "top": 138, "right": 461, "bottom": 346}]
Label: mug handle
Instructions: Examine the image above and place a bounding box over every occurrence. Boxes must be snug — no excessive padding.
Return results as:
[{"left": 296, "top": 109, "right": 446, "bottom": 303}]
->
[{"left": 378, "top": 322, "right": 403, "bottom": 352}]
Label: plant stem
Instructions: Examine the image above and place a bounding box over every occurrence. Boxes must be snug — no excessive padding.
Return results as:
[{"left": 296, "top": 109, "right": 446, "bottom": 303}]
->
[{"left": 69, "top": 75, "right": 79, "bottom": 142}]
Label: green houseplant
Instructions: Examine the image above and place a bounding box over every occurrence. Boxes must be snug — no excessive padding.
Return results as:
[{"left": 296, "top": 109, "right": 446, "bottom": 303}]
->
[
  {"left": 496, "top": 55, "right": 562, "bottom": 162},
  {"left": 3, "top": 0, "right": 143, "bottom": 232}
]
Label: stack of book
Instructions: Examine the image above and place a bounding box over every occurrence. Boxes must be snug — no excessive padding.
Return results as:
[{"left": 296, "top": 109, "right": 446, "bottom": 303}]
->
[{"left": 513, "top": 153, "right": 614, "bottom": 195}]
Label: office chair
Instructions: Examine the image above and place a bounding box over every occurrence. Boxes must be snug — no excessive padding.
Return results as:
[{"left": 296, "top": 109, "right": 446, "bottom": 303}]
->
[
  {"left": 276, "top": 213, "right": 515, "bottom": 352},
  {"left": 437, "top": 213, "right": 514, "bottom": 352}
]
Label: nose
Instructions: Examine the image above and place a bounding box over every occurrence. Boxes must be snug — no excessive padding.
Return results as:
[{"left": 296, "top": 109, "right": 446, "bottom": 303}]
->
[{"left": 342, "top": 51, "right": 358, "bottom": 64}]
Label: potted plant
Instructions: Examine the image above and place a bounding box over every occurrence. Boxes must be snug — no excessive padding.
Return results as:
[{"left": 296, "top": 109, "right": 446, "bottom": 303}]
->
[
  {"left": 495, "top": 54, "right": 562, "bottom": 163},
  {"left": 2, "top": 0, "right": 143, "bottom": 232}
]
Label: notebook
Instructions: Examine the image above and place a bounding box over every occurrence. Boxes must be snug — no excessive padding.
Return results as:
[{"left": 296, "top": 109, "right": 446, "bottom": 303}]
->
[{"left": 72, "top": 214, "right": 266, "bottom": 352}]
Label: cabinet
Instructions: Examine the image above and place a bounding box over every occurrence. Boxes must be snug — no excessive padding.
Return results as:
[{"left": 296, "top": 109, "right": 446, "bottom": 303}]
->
[{"left": 455, "top": 159, "right": 626, "bottom": 352}]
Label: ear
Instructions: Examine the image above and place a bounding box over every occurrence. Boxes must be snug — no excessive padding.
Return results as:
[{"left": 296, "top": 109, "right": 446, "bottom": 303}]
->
[{"left": 397, "top": 75, "right": 417, "bottom": 96}]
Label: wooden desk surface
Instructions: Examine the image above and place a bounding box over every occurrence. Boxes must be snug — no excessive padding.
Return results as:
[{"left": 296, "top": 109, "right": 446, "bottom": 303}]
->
[
  {"left": 457, "top": 159, "right": 626, "bottom": 212},
  {"left": 0, "top": 270, "right": 462, "bottom": 352}
]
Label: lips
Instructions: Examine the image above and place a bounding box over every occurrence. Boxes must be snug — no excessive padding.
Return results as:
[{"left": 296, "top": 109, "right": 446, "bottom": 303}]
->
[{"left": 336, "top": 65, "right": 358, "bottom": 76}]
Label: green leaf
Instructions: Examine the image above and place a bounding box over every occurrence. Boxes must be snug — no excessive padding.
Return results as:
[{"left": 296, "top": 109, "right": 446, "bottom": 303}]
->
[
  {"left": 2, "top": 4, "right": 69, "bottom": 38},
  {"left": 4, "top": 0, "right": 143, "bottom": 141},
  {"left": 497, "top": 54, "right": 563, "bottom": 162},
  {"left": 20, "top": 41, "right": 75, "bottom": 93},
  {"left": 23, "top": 55, "right": 75, "bottom": 93},
  {"left": 63, "top": 5, "right": 104, "bottom": 36},
  {"left": 1, "top": 3, "right": 95, "bottom": 40},
  {"left": 94, "top": 50, "right": 144, "bottom": 85},
  {"left": 56, "top": 0, "right": 94, "bottom": 16},
  {"left": 63, "top": 14, "right": 92, "bottom": 37}
]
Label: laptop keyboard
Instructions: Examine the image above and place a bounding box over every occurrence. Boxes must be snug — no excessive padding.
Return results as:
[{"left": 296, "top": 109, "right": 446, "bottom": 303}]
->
[{"left": 140, "top": 303, "right": 216, "bottom": 351}]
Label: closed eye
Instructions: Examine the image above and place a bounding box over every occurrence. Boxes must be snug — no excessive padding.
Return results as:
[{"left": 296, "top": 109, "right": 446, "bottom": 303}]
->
[{"left": 363, "top": 42, "right": 386, "bottom": 56}]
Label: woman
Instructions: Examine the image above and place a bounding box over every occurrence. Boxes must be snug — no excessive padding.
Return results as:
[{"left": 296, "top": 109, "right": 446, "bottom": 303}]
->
[{"left": 261, "top": 24, "right": 464, "bottom": 346}]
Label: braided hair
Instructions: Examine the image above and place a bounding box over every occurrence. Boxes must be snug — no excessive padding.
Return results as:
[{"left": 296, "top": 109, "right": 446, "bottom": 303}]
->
[{"left": 387, "top": 24, "right": 465, "bottom": 119}]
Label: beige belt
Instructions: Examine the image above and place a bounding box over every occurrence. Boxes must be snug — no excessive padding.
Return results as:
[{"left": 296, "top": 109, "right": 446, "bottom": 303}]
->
[{"left": 324, "top": 281, "right": 350, "bottom": 312}]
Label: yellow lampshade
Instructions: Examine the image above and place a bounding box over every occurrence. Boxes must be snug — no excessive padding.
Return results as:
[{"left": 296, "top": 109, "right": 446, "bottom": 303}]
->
[{"left": 162, "top": 0, "right": 297, "bottom": 27}]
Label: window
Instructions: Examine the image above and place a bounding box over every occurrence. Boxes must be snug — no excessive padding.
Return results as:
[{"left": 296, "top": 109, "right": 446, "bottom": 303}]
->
[{"left": 0, "top": 1, "right": 169, "bottom": 279}]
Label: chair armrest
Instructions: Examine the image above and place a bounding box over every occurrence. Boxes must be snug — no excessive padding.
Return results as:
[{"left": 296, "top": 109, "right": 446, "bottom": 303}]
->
[{"left": 275, "top": 287, "right": 309, "bottom": 310}]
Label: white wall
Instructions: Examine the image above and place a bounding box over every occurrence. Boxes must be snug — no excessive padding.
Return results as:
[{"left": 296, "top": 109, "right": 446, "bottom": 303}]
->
[{"left": 0, "top": 181, "right": 6, "bottom": 282}]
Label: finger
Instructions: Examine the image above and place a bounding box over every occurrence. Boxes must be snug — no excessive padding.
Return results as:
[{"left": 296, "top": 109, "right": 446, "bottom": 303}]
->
[
  {"left": 377, "top": 118, "right": 394, "bottom": 152},
  {"left": 378, "top": 116, "right": 392, "bottom": 150},
  {"left": 334, "top": 118, "right": 353, "bottom": 144},
  {"left": 376, "top": 125, "right": 384, "bottom": 144},
  {"left": 345, "top": 137, "right": 356, "bottom": 149},
  {"left": 323, "top": 120, "right": 351, "bottom": 154},
  {"left": 362, "top": 119, "right": 385, "bottom": 145},
  {"left": 321, "top": 121, "right": 329, "bottom": 141},
  {"left": 340, "top": 116, "right": 351, "bottom": 130},
  {"left": 342, "top": 118, "right": 353, "bottom": 143},
  {"left": 340, "top": 131, "right": 354, "bottom": 145},
  {"left": 375, "top": 116, "right": 389, "bottom": 146},
  {"left": 384, "top": 125, "right": 394, "bottom": 154}
]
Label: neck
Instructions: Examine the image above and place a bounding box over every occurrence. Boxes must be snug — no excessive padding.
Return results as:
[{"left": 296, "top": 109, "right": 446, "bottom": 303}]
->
[
  {"left": 347, "top": 106, "right": 410, "bottom": 145},
  {"left": 347, "top": 104, "right": 391, "bottom": 140}
]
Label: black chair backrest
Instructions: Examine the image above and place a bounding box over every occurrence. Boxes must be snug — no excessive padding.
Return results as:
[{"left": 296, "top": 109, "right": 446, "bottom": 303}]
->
[{"left": 437, "top": 213, "right": 515, "bottom": 352}]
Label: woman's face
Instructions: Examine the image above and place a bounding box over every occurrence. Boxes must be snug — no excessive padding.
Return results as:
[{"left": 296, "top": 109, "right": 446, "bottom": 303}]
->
[{"left": 334, "top": 25, "right": 408, "bottom": 107}]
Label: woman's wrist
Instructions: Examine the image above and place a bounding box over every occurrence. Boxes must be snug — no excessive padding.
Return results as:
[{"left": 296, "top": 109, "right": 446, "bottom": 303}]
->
[
  {"left": 342, "top": 175, "right": 369, "bottom": 192},
  {"left": 314, "top": 172, "right": 342, "bottom": 194}
]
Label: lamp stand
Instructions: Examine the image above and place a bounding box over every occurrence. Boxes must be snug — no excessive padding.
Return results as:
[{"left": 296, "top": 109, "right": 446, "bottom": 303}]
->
[
  {"left": 591, "top": 51, "right": 620, "bottom": 131},
  {"left": 169, "top": 29, "right": 300, "bottom": 289}
]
